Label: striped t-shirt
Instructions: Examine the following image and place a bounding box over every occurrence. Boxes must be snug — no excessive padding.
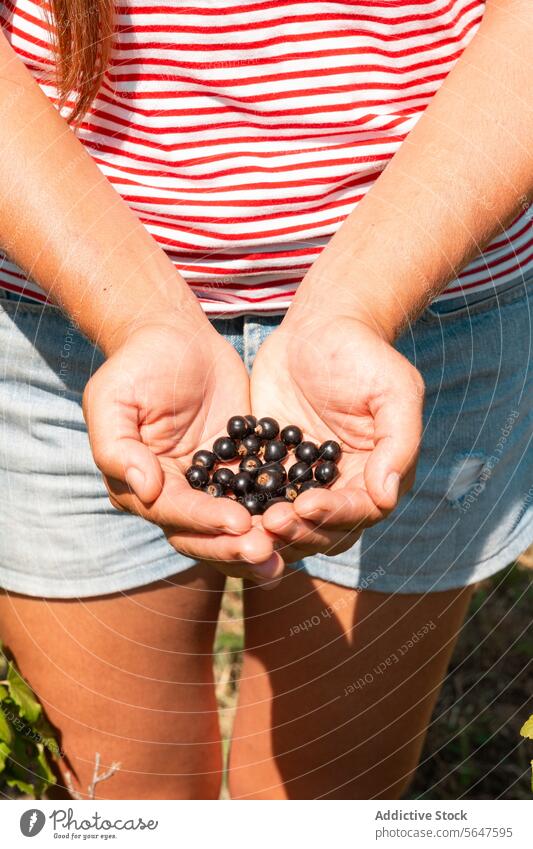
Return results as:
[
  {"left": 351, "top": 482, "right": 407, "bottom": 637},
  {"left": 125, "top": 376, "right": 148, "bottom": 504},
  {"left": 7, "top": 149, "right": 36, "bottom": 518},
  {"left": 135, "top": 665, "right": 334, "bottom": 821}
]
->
[{"left": 1, "top": 0, "right": 531, "bottom": 313}]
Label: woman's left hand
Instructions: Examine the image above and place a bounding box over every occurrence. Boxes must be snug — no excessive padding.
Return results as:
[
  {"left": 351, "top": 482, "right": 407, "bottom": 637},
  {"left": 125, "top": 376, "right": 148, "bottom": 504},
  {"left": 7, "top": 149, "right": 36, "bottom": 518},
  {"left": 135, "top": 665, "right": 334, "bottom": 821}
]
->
[{"left": 250, "top": 309, "right": 425, "bottom": 562}]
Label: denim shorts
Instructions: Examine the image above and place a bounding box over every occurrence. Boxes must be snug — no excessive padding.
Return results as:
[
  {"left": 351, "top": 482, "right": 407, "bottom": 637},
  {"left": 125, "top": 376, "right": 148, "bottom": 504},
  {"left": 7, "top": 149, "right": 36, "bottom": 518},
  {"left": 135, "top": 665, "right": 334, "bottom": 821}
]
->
[{"left": 0, "top": 279, "right": 531, "bottom": 598}]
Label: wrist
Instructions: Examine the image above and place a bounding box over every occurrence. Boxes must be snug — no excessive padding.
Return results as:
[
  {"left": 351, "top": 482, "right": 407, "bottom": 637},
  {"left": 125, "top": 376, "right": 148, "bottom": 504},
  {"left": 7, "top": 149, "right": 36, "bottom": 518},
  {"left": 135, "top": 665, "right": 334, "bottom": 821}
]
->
[
  {"left": 98, "top": 300, "right": 211, "bottom": 358},
  {"left": 285, "top": 272, "right": 401, "bottom": 345},
  {"left": 56, "top": 265, "right": 211, "bottom": 358},
  {"left": 287, "top": 254, "right": 442, "bottom": 345}
]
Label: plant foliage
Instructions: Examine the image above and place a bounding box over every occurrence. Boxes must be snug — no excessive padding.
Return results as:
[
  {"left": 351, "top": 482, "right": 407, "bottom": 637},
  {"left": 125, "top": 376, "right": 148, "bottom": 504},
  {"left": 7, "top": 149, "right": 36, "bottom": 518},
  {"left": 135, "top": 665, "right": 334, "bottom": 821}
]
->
[{"left": 0, "top": 642, "right": 59, "bottom": 799}]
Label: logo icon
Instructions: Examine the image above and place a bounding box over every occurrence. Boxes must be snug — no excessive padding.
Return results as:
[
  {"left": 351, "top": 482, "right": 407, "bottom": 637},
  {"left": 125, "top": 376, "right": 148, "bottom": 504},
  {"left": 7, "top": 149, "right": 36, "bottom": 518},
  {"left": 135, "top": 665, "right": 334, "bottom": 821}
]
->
[{"left": 20, "top": 809, "right": 46, "bottom": 837}]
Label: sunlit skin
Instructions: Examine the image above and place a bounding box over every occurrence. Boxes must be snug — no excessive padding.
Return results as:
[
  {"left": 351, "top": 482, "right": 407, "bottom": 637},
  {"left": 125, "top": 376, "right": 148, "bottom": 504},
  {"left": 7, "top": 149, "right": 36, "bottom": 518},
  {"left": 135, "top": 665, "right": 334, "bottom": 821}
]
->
[
  {"left": 0, "top": 0, "right": 531, "bottom": 800},
  {"left": 83, "top": 322, "right": 284, "bottom": 588},
  {"left": 0, "top": 1, "right": 531, "bottom": 585},
  {"left": 253, "top": 317, "right": 424, "bottom": 565}
]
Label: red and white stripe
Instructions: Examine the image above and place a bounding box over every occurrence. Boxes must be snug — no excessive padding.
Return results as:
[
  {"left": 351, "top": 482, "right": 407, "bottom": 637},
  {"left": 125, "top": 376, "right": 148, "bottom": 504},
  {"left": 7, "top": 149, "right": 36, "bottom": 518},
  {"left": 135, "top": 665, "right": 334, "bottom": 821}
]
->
[{"left": 1, "top": 0, "right": 530, "bottom": 312}]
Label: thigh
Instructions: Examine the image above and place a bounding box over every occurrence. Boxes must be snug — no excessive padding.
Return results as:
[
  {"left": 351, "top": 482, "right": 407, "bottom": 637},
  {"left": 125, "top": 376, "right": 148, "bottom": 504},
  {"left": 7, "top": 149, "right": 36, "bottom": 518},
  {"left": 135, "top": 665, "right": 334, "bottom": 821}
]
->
[
  {"left": 0, "top": 563, "right": 226, "bottom": 799},
  {"left": 230, "top": 570, "right": 473, "bottom": 799}
]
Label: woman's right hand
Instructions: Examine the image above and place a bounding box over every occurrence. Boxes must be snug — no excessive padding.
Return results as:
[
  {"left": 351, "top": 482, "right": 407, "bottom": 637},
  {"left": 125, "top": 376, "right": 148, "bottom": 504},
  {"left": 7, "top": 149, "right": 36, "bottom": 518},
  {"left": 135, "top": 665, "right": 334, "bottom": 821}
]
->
[{"left": 82, "top": 319, "right": 283, "bottom": 588}]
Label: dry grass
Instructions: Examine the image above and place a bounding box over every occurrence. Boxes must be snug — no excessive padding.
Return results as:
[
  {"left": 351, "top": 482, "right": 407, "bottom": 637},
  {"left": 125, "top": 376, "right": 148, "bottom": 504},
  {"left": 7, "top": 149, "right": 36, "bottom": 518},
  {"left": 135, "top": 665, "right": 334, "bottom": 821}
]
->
[{"left": 213, "top": 551, "right": 533, "bottom": 799}]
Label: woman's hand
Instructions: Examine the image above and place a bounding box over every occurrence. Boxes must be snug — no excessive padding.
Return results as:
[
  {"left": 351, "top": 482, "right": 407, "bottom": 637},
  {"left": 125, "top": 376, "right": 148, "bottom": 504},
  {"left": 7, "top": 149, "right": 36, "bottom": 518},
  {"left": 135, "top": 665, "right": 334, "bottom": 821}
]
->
[
  {"left": 82, "top": 319, "right": 283, "bottom": 588},
  {"left": 250, "top": 311, "right": 425, "bottom": 562}
]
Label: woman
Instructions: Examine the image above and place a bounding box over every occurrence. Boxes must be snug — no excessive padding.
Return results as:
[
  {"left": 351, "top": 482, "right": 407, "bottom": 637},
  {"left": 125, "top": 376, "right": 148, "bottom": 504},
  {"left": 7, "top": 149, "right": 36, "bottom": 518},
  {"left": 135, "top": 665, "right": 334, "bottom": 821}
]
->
[{"left": 0, "top": 0, "right": 531, "bottom": 799}]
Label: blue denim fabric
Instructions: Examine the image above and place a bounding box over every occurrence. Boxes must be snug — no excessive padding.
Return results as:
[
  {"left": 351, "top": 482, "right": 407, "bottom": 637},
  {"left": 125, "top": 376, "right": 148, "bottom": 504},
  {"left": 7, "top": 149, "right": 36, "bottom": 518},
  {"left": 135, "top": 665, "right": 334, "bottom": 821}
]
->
[{"left": 0, "top": 278, "right": 531, "bottom": 597}]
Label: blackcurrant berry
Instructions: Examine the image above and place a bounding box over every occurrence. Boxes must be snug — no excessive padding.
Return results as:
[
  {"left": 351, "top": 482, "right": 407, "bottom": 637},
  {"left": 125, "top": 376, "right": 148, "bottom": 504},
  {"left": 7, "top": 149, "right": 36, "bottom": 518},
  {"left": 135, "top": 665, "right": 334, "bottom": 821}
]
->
[
  {"left": 227, "top": 415, "right": 251, "bottom": 440},
  {"left": 192, "top": 449, "right": 216, "bottom": 470},
  {"left": 283, "top": 483, "right": 299, "bottom": 502},
  {"left": 238, "top": 434, "right": 263, "bottom": 456},
  {"left": 239, "top": 454, "right": 263, "bottom": 475},
  {"left": 315, "top": 460, "right": 339, "bottom": 485},
  {"left": 212, "top": 467, "right": 235, "bottom": 490},
  {"left": 255, "top": 467, "right": 285, "bottom": 495},
  {"left": 298, "top": 480, "right": 323, "bottom": 494},
  {"left": 280, "top": 424, "right": 303, "bottom": 447},
  {"left": 295, "top": 441, "right": 319, "bottom": 464},
  {"left": 241, "top": 493, "right": 264, "bottom": 515},
  {"left": 185, "top": 465, "right": 209, "bottom": 489},
  {"left": 319, "top": 440, "right": 341, "bottom": 463},
  {"left": 261, "top": 462, "right": 287, "bottom": 484},
  {"left": 244, "top": 414, "right": 257, "bottom": 431},
  {"left": 206, "top": 482, "right": 224, "bottom": 498},
  {"left": 255, "top": 416, "right": 279, "bottom": 440},
  {"left": 263, "top": 439, "right": 288, "bottom": 463},
  {"left": 212, "top": 436, "right": 238, "bottom": 462},
  {"left": 232, "top": 471, "right": 255, "bottom": 496},
  {"left": 263, "top": 496, "right": 290, "bottom": 511},
  {"left": 288, "top": 461, "right": 313, "bottom": 484}
]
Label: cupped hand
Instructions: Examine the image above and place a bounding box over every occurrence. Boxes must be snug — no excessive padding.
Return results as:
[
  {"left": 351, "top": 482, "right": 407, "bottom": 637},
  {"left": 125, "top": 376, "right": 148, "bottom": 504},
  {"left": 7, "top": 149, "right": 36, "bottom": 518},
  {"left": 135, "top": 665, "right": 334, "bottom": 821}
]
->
[
  {"left": 82, "top": 320, "right": 283, "bottom": 588},
  {"left": 250, "top": 313, "right": 425, "bottom": 562}
]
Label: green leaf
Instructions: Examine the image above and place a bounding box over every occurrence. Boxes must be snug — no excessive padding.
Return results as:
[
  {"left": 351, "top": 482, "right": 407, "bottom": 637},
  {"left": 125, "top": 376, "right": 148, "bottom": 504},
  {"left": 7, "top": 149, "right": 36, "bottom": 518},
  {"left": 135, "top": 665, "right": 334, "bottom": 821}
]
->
[
  {"left": 34, "top": 716, "right": 60, "bottom": 757},
  {"left": 6, "top": 777, "right": 35, "bottom": 796},
  {"left": 35, "top": 744, "right": 56, "bottom": 786},
  {"left": 0, "top": 685, "right": 8, "bottom": 700},
  {"left": 0, "top": 740, "right": 11, "bottom": 771},
  {"left": 6, "top": 664, "right": 41, "bottom": 724},
  {"left": 0, "top": 705, "right": 13, "bottom": 745},
  {"left": 520, "top": 715, "right": 533, "bottom": 740}
]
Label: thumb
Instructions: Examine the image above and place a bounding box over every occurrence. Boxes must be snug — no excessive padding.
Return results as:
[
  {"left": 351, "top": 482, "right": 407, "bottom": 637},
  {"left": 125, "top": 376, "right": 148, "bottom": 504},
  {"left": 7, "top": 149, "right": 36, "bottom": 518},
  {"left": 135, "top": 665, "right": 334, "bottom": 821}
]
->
[
  {"left": 82, "top": 371, "right": 164, "bottom": 504},
  {"left": 364, "top": 372, "right": 424, "bottom": 511}
]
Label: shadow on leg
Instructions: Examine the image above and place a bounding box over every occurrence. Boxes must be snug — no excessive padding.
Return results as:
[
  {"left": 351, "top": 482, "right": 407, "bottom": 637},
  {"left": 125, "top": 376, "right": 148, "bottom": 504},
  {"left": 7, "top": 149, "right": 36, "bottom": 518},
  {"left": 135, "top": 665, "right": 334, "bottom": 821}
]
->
[{"left": 230, "top": 568, "right": 473, "bottom": 799}]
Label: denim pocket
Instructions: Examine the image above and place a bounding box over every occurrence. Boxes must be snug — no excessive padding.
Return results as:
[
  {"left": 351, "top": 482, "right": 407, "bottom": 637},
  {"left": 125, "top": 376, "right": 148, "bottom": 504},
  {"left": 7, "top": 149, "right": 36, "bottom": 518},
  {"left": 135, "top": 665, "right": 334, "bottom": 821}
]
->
[{"left": 422, "top": 276, "right": 530, "bottom": 322}]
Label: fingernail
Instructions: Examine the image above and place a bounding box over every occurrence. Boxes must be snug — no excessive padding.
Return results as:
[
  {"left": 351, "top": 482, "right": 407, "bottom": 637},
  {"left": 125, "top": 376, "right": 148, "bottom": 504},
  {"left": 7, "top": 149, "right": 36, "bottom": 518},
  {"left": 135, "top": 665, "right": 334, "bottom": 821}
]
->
[
  {"left": 384, "top": 472, "right": 400, "bottom": 499},
  {"left": 251, "top": 560, "right": 278, "bottom": 579},
  {"left": 299, "top": 507, "right": 327, "bottom": 523},
  {"left": 222, "top": 525, "right": 244, "bottom": 536},
  {"left": 125, "top": 466, "right": 146, "bottom": 497}
]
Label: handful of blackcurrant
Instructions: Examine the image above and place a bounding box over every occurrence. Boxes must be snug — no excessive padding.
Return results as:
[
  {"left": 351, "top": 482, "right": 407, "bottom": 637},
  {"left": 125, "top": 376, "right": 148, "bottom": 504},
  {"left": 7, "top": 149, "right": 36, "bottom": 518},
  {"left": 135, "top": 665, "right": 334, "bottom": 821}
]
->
[{"left": 185, "top": 415, "right": 341, "bottom": 515}]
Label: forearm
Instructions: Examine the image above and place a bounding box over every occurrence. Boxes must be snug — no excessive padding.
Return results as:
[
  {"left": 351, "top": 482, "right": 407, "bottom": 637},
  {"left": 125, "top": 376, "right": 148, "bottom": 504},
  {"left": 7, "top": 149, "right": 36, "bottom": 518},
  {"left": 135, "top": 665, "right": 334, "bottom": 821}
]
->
[
  {"left": 0, "top": 31, "right": 206, "bottom": 355},
  {"left": 292, "top": 0, "right": 533, "bottom": 340}
]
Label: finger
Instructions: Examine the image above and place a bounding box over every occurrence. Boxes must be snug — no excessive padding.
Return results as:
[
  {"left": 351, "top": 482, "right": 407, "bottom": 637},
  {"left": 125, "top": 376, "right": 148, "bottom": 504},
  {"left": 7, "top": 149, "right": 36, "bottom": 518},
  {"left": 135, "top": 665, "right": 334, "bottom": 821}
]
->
[
  {"left": 275, "top": 526, "right": 362, "bottom": 559},
  {"left": 262, "top": 501, "right": 364, "bottom": 558},
  {"left": 291, "top": 485, "right": 383, "bottom": 530},
  {"left": 261, "top": 501, "right": 325, "bottom": 548},
  {"left": 364, "top": 373, "right": 424, "bottom": 510},
  {"left": 271, "top": 529, "right": 362, "bottom": 563},
  {"left": 212, "top": 552, "right": 285, "bottom": 591},
  {"left": 106, "top": 474, "right": 252, "bottom": 536},
  {"left": 166, "top": 525, "right": 277, "bottom": 569},
  {"left": 83, "top": 372, "right": 163, "bottom": 503}
]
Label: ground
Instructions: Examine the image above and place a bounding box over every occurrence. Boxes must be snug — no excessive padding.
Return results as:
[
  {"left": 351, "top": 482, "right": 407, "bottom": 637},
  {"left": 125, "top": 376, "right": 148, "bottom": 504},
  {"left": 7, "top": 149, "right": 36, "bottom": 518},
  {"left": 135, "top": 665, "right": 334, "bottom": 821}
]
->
[{"left": 214, "top": 551, "right": 533, "bottom": 799}]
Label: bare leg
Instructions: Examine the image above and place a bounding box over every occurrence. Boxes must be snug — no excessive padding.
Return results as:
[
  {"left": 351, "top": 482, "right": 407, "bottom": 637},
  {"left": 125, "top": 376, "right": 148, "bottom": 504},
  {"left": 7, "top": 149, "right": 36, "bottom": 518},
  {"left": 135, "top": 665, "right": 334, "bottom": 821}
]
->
[
  {"left": 230, "top": 569, "right": 473, "bottom": 799},
  {"left": 0, "top": 563, "right": 226, "bottom": 799}
]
